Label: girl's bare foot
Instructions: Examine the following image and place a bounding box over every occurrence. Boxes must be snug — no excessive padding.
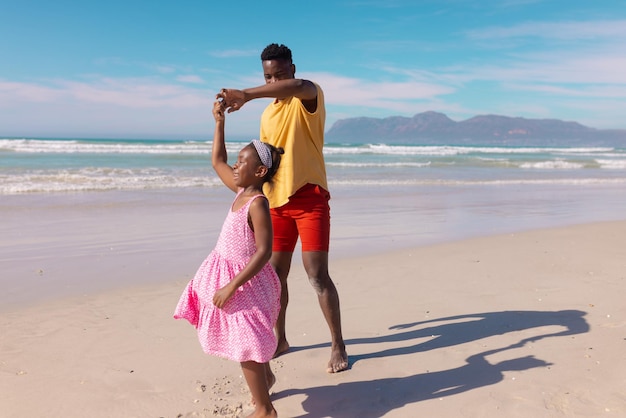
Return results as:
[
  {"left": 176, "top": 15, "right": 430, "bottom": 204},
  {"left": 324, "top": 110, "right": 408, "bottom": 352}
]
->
[{"left": 246, "top": 404, "right": 277, "bottom": 418}]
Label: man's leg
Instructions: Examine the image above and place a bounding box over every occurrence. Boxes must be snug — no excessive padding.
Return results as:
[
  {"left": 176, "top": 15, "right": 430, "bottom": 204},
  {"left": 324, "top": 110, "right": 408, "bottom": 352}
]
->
[
  {"left": 302, "top": 250, "right": 348, "bottom": 373},
  {"left": 271, "top": 251, "right": 293, "bottom": 358}
]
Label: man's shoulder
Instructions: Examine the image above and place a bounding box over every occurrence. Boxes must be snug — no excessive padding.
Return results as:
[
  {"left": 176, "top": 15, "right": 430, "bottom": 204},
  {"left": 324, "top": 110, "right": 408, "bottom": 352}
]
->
[
  {"left": 311, "top": 81, "right": 323, "bottom": 93},
  {"left": 308, "top": 82, "right": 324, "bottom": 104}
]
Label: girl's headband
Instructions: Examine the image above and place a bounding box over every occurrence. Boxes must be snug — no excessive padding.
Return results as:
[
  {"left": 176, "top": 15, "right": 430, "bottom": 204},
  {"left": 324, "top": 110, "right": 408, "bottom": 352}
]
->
[{"left": 251, "top": 139, "right": 273, "bottom": 168}]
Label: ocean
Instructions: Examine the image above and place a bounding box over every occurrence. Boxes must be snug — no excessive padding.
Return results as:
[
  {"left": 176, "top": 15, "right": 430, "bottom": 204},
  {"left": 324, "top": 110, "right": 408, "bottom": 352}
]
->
[
  {"left": 4, "top": 136, "right": 626, "bottom": 249},
  {"left": 2, "top": 136, "right": 626, "bottom": 306},
  {"left": 2, "top": 137, "right": 626, "bottom": 194}
]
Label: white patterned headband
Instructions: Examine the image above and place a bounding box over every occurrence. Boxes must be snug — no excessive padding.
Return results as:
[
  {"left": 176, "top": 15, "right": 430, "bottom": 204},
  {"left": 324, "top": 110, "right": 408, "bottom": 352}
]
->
[{"left": 251, "top": 139, "right": 273, "bottom": 169}]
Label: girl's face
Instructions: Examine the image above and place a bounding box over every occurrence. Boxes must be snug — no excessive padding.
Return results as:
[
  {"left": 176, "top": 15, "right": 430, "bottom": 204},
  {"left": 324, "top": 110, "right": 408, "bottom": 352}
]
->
[{"left": 232, "top": 146, "right": 262, "bottom": 187}]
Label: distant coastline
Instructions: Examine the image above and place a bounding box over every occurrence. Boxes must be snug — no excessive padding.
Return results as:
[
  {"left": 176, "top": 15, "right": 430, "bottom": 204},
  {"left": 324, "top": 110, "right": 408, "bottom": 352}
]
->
[
  {"left": 4, "top": 112, "right": 626, "bottom": 147},
  {"left": 326, "top": 111, "right": 626, "bottom": 147}
]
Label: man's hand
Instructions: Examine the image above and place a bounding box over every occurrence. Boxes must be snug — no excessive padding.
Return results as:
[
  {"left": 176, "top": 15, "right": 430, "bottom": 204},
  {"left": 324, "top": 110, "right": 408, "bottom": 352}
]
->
[{"left": 216, "top": 89, "right": 246, "bottom": 113}]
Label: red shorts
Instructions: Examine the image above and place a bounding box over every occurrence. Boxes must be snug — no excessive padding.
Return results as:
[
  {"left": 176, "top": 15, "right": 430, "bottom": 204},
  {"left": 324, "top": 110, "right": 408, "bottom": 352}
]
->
[{"left": 271, "top": 183, "right": 331, "bottom": 253}]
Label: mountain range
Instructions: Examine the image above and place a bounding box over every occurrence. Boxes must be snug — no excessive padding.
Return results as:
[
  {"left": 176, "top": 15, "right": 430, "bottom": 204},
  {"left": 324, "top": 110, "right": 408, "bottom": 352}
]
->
[{"left": 325, "top": 111, "right": 626, "bottom": 146}]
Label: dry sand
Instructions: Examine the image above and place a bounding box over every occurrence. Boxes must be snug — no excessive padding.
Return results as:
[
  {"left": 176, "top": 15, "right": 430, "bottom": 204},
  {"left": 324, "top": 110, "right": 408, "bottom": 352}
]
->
[{"left": 2, "top": 220, "right": 626, "bottom": 417}]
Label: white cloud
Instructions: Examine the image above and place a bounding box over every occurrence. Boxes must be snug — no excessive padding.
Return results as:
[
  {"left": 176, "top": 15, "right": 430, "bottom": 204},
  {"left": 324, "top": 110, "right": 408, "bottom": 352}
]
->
[
  {"left": 176, "top": 75, "right": 205, "bottom": 84},
  {"left": 304, "top": 72, "right": 455, "bottom": 109},
  {"left": 504, "top": 82, "right": 626, "bottom": 98},
  {"left": 0, "top": 78, "right": 213, "bottom": 109},
  {"left": 209, "top": 49, "right": 258, "bottom": 58},
  {"left": 466, "top": 19, "right": 626, "bottom": 41},
  {"left": 0, "top": 81, "right": 61, "bottom": 103},
  {"left": 154, "top": 65, "right": 178, "bottom": 74},
  {"left": 442, "top": 51, "right": 626, "bottom": 86},
  {"left": 0, "top": 76, "right": 269, "bottom": 138}
]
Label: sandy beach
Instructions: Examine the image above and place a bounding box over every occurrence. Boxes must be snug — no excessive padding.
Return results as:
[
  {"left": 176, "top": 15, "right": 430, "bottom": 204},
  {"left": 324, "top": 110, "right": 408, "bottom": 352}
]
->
[{"left": 1, "top": 190, "right": 626, "bottom": 417}]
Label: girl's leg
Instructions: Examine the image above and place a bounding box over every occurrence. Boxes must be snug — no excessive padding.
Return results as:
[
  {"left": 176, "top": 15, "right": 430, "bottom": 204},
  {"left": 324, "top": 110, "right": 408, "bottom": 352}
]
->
[{"left": 241, "top": 361, "right": 277, "bottom": 418}]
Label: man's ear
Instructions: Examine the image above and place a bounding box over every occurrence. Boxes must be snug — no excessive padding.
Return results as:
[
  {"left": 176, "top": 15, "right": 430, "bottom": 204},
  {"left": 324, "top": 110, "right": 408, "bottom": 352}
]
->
[{"left": 291, "top": 64, "right": 296, "bottom": 76}]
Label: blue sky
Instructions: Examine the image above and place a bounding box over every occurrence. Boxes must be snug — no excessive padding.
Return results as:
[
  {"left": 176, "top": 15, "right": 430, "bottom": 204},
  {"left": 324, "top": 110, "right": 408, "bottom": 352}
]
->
[{"left": 1, "top": 0, "right": 625, "bottom": 139}]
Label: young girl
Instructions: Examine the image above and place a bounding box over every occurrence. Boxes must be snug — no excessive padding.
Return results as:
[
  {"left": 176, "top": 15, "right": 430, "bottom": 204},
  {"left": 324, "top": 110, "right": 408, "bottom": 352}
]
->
[{"left": 174, "top": 100, "right": 284, "bottom": 418}]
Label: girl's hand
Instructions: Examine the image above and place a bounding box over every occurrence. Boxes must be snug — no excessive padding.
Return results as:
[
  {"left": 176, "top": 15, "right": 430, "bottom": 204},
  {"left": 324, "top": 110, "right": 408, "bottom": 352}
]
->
[
  {"left": 213, "top": 100, "right": 225, "bottom": 122},
  {"left": 212, "top": 284, "right": 235, "bottom": 308}
]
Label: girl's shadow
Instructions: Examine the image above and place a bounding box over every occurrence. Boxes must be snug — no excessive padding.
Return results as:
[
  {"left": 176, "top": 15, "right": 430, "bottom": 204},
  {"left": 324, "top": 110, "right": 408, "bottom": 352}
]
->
[{"left": 277, "top": 344, "right": 551, "bottom": 417}]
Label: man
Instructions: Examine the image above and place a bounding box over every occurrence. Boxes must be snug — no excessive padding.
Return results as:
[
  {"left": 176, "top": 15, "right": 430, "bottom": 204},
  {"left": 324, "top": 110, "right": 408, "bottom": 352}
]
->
[{"left": 217, "top": 43, "right": 348, "bottom": 373}]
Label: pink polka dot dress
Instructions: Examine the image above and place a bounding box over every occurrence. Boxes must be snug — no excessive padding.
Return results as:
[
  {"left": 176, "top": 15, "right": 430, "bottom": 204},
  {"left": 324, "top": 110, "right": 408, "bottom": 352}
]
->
[{"left": 174, "top": 192, "right": 281, "bottom": 363}]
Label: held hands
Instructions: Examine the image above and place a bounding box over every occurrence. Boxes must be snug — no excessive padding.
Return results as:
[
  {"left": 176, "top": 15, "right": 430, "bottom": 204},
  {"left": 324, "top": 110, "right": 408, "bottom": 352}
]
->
[
  {"left": 216, "top": 88, "right": 246, "bottom": 113},
  {"left": 212, "top": 284, "right": 236, "bottom": 308}
]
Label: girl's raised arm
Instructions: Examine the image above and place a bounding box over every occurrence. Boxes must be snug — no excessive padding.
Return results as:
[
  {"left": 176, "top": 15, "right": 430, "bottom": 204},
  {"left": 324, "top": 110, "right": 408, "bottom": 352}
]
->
[{"left": 211, "top": 101, "right": 237, "bottom": 192}]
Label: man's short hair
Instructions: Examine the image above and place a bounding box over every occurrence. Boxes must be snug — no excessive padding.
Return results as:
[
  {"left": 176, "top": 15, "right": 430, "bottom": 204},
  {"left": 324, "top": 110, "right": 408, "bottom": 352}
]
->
[{"left": 261, "top": 43, "right": 292, "bottom": 63}]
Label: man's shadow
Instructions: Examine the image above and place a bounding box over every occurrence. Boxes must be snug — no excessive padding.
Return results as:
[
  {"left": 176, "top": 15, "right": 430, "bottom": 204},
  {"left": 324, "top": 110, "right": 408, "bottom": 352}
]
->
[
  {"left": 289, "top": 310, "right": 589, "bottom": 366},
  {"left": 277, "top": 310, "right": 588, "bottom": 417}
]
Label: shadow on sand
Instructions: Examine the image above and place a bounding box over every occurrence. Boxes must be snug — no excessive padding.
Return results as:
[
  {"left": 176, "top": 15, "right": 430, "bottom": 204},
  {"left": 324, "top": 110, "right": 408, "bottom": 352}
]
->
[{"left": 276, "top": 310, "right": 589, "bottom": 417}]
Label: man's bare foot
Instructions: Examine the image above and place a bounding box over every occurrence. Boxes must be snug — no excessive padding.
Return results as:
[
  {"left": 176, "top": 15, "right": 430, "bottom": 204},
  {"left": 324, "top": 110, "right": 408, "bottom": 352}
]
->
[
  {"left": 273, "top": 339, "right": 290, "bottom": 358},
  {"left": 326, "top": 344, "right": 348, "bottom": 373}
]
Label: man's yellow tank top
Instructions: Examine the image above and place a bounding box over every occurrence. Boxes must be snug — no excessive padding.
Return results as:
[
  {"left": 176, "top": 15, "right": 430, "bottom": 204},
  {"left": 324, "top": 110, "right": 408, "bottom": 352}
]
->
[{"left": 260, "top": 83, "right": 328, "bottom": 208}]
